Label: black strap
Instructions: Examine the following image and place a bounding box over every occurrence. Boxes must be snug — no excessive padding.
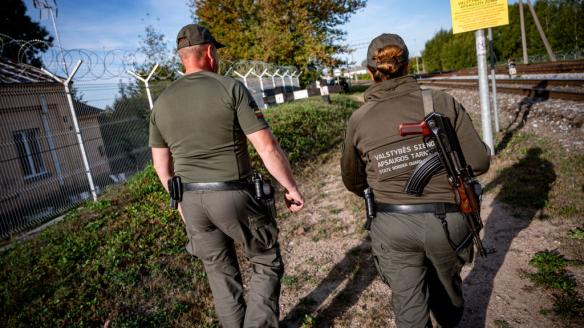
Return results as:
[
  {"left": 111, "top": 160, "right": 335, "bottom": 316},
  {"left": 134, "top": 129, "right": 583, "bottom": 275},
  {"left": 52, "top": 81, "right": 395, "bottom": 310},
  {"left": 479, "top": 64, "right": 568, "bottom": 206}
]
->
[
  {"left": 182, "top": 181, "right": 253, "bottom": 191},
  {"left": 376, "top": 202, "right": 458, "bottom": 214}
]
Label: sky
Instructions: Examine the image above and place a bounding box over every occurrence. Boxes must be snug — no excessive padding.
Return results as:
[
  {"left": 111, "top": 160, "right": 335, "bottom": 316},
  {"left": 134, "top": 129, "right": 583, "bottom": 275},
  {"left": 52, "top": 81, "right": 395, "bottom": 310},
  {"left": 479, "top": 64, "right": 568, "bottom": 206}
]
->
[
  {"left": 23, "top": 0, "right": 462, "bottom": 64},
  {"left": 20, "top": 0, "right": 519, "bottom": 107}
]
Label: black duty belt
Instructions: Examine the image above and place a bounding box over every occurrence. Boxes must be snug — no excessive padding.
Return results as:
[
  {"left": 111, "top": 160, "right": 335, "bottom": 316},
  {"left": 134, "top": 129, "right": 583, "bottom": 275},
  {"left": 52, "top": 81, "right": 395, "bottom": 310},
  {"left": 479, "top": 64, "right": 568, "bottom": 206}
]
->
[
  {"left": 376, "top": 202, "right": 459, "bottom": 214},
  {"left": 183, "top": 181, "right": 252, "bottom": 191}
]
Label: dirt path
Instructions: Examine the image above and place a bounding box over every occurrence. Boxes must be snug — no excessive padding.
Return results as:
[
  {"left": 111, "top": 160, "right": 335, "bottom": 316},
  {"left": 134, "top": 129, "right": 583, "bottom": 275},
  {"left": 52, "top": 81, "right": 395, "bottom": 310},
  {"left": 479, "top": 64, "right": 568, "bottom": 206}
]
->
[
  {"left": 271, "top": 86, "right": 584, "bottom": 327},
  {"left": 273, "top": 149, "right": 564, "bottom": 328}
]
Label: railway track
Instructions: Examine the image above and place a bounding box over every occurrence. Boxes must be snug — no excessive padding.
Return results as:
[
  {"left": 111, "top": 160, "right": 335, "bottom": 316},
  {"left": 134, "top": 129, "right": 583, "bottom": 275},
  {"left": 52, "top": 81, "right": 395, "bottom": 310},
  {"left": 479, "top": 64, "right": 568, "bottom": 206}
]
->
[
  {"left": 428, "top": 59, "right": 584, "bottom": 77},
  {"left": 418, "top": 78, "right": 584, "bottom": 102}
]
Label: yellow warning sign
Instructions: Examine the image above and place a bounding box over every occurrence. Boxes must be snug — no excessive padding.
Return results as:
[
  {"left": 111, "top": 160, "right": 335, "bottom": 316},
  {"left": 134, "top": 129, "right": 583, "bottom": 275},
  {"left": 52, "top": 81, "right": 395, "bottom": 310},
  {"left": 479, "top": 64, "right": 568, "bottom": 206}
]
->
[{"left": 450, "top": 0, "right": 509, "bottom": 34}]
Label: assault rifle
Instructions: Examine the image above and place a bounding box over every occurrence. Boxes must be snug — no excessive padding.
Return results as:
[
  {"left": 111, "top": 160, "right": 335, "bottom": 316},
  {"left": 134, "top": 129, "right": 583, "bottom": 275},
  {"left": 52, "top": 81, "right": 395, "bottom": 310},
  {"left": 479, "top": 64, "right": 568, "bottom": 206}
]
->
[{"left": 399, "top": 112, "right": 487, "bottom": 257}]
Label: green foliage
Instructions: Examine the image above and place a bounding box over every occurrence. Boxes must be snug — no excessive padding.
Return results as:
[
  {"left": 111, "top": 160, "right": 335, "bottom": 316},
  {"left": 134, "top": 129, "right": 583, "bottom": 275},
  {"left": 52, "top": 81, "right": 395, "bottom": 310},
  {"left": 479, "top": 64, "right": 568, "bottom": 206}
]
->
[
  {"left": 192, "top": 0, "right": 367, "bottom": 86},
  {"left": 494, "top": 319, "right": 513, "bottom": 328},
  {"left": 100, "top": 24, "right": 177, "bottom": 176},
  {"left": 0, "top": 0, "right": 53, "bottom": 66},
  {"left": 529, "top": 250, "right": 574, "bottom": 291},
  {"left": 250, "top": 95, "right": 359, "bottom": 168},
  {"left": 567, "top": 228, "right": 584, "bottom": 240},
  {"left": 527, "top": 250, "right": 584, "bottom": 321},
  {"left": 281, "top": 275, "right": 299, "bottom": 287},
  {"left": 422, "top": 1, "right": 584, "bottom": 71},
  {"left": 0, "top": 162, "right": 216, "bottom": 327},
  {"left": 301, "top": 313, "right": 318, "bottom": 328}
]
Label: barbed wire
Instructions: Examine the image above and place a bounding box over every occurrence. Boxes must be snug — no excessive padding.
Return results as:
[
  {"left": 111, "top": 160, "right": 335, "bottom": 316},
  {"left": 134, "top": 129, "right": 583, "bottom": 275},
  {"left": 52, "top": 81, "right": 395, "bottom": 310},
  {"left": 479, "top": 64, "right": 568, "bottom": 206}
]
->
[{"left": 0, "top": 35, "right": 300, "bottom": 82}]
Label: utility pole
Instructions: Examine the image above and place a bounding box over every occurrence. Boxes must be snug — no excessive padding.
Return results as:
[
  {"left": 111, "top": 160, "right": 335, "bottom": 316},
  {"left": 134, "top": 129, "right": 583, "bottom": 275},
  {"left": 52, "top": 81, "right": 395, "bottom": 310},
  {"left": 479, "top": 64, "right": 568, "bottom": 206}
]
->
[
  {"left": 476, "top": 29, "right": 494, "bottom": 154},
  {"left": 519, "top": 0, "right": 529, "bottom": 64},
  {"left": 34, "top": 0, "right": 69, "bottom": 75},
  {"left": 526, "top": 0, "right": 556, "bottom": 62},
  {"left": 488, "top": 28, "right": 500, "bottom": 133}
]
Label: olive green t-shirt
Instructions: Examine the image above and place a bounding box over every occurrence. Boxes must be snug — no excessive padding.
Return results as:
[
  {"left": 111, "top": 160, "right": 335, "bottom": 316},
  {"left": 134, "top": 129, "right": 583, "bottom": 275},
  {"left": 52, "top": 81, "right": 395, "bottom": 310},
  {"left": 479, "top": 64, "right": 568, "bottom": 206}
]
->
[{"left": 149, "top": 71, "right": 268, "bottom": 183}]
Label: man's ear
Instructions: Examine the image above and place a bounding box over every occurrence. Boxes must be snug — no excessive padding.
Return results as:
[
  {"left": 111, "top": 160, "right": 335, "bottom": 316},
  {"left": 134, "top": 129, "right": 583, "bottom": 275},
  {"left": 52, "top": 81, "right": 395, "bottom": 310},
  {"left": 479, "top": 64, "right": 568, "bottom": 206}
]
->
[{"left": 205, "top": 44, "right": 218, "bottom": 72}]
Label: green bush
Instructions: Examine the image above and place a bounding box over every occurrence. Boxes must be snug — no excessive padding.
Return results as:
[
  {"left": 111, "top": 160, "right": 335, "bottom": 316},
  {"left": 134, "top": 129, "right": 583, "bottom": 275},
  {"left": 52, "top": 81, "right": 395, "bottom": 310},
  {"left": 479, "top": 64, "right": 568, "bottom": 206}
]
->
[
  {"left": 0, "top": 95, "right": 359, "bottom": 327},
  {"left": 265, "top": 96, "right": 357, "bottom": 163}
]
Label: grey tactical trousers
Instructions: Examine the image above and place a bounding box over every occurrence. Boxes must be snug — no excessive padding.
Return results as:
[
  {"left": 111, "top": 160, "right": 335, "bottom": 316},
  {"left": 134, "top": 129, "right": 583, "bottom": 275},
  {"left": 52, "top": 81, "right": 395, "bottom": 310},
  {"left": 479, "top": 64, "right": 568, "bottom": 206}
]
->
[
  {"left": 370, "top": 211, "right": 473, "bottom": 328},
  {"left": 181, "top": 189, "right": 283, "bottom": 328}
]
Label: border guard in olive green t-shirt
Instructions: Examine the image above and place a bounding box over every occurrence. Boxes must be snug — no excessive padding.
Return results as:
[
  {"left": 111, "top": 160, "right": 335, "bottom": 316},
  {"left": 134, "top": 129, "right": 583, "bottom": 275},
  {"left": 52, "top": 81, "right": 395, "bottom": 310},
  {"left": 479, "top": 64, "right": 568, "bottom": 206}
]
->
[
  {"left": 341, "top": 34, "right": 490, "bottom": 327},
  {"left": 149, "top": 24, "right": 304, "bottom": 328}
]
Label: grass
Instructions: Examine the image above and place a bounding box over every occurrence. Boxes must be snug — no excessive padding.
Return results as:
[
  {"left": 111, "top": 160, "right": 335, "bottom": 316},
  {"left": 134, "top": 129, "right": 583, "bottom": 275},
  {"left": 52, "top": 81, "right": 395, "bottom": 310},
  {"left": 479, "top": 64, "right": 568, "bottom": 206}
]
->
[
  {"left": 526, "top": 250, "right": 584, "bottom": 323},
  {"left": 485, "top": 131, "right": 584, "bottom": 220},
  {"left": 567, "top": 228, "right": 584, "bottom": 240},
  {"left": 0, "top": 95, "right": 359, "bottom": 327},
  {"left": 0, "top": 167, "right": 217, "bottom": 327},
  {"left": 493, "top": 319, "right": 512, "bottom": 328}
]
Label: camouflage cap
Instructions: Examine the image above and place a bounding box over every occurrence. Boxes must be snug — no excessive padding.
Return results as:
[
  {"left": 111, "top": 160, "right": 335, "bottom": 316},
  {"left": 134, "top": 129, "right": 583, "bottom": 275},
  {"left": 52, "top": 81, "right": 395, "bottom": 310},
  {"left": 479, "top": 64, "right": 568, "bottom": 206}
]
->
[
  {"left": 176, "top": 24, "right": 225, "bottom": 50},
  {"left": 366, "top": 33, "right": 409, "bottom": 68}
]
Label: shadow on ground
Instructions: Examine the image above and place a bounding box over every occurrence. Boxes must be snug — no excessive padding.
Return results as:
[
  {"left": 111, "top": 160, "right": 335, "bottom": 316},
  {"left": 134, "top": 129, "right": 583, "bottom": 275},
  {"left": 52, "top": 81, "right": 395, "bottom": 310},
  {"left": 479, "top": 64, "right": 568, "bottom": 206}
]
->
[
  {"left": 461, "top": 147, "right": 556, "bottom": 327},
  {"left": 496, "top": 80, "right": 549, "bottom": 153},
  {"left": 280, "top": 239, "right": 379, "bottom": 327}
]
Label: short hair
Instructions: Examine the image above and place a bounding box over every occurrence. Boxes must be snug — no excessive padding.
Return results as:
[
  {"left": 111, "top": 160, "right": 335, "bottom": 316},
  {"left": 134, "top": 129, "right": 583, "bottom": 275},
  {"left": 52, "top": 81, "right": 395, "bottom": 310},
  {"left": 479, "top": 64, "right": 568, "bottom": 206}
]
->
[
  {"left": 177, "top": 39, "right": 211, "bottom": 60},
  {"left": 367, "top": 45, "right": 408, "bottom": 82}
]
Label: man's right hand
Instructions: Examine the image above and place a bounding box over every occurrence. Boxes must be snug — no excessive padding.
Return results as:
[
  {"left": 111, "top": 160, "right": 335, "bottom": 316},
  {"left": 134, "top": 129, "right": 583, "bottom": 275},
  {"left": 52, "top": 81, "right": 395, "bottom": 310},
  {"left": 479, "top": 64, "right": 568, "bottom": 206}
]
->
[{"left": 284, "top": 188, "right": 304, "bottom": 212}]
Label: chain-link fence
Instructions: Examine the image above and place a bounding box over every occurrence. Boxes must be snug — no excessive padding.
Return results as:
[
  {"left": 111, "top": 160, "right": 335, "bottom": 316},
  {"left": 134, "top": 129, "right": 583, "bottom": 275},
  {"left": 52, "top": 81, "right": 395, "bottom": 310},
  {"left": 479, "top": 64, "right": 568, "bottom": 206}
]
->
[{"left": 0, "top": 37, "right": 309, "bottom": 238}]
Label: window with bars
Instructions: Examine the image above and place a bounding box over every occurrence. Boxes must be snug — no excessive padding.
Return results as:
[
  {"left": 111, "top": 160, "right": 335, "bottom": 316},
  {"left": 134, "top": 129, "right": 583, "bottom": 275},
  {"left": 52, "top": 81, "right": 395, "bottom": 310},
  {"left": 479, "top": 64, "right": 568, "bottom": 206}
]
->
[{"left": 13, "top": 128, "right": 48, "bottom": 180}]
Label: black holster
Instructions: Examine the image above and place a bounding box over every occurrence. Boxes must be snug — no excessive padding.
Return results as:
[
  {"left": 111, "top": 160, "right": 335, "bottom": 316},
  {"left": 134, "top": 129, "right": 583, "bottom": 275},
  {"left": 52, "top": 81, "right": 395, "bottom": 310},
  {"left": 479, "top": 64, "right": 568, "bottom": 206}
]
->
[
  {"left": 168, "top": 176, "right": 183, "bottom": 209},
  {"left": 252, "top": 172, "right": 277, "bottom": 220},
  {"left": 363, "top": 187, "right": 376, "bottom": 230}
]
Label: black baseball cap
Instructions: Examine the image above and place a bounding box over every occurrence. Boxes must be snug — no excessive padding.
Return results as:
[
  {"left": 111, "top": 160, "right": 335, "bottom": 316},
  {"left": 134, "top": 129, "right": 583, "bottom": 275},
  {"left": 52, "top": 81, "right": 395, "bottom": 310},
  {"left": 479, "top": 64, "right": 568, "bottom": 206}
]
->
[
  {"left": 366, "top": 33, "right": 409, "bottom": 68},
  {"left": 176, "top": 24, "right": 225, "bottom": 50}
]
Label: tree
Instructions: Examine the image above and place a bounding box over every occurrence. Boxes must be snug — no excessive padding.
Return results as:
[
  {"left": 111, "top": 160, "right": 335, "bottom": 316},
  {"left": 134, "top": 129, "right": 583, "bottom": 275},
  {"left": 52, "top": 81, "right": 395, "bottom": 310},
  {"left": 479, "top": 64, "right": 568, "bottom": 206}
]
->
[
  {"left": 99, "top": 24, "right": 176, "bottom": 175},
  {"left": 190, "top": 0, "right": 366, "bottom": 85},
  {"left": 422, "top": 0, "right": 584, "bottom": 71},
  {"left": 0, "top": 0, "right": 53, "bottom": 66}
]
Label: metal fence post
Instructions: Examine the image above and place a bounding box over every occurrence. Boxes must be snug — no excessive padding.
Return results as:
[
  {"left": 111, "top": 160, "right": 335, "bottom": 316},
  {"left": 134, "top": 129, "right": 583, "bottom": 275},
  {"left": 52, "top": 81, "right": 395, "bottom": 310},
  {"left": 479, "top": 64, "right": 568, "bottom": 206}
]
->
[
  {"left": 488, "top": 28, "right": 500, "bottom": 133},
  {"left": 294, "top": 72, "right": 301, "bottom": 89},
  {"left": 270, "top": 69, "right": 278, "bottom": 89},
  {"left": 276, "top": 70, "right": 287, "bottom": 89},
  {"left": 234, "top": 67, "right": 254, "bottom": 88},
  {"left": 42, "top": 60, "right": 98, "bottom": 201},
  {"left": 287, "top": 71, "right": 294, "bottom": 89},
  {"left": 128, "top": 63, "right": 159, "bottom": 110}
]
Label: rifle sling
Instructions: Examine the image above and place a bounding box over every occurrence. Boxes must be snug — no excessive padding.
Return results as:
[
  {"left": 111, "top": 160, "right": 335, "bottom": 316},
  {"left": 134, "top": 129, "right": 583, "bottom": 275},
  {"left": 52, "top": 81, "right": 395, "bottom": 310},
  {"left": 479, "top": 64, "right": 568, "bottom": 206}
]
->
[{"left": 422, "top": 89, "right": 434, "bottom": 116}]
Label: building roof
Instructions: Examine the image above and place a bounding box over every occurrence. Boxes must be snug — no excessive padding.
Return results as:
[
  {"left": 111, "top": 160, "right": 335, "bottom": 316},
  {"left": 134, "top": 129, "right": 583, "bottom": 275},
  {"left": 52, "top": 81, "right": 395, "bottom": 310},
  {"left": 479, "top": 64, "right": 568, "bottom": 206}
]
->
[
  {"left": 0, "top": 57, "right": 59, "bottom": 84},
  {"left": 74, "top": 100, "right": 103, "bottom": 117}
]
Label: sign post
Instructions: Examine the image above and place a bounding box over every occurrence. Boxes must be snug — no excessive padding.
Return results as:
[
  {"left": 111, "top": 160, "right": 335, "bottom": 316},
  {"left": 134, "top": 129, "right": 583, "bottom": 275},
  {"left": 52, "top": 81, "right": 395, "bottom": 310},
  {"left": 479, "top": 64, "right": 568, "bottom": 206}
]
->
[{"left": 450, "top": 0, "right": 509, "bottom": 155}]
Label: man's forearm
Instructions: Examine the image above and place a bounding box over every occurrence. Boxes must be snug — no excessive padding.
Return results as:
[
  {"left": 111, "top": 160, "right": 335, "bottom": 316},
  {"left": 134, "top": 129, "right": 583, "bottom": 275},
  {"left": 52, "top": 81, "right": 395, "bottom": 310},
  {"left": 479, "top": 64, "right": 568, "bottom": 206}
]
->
[
  {"left": 151, "top": 148, "right": 173, "bottom": 192},
  {"left": 256, "top": 143, "right": 298, "bottom": 192}
]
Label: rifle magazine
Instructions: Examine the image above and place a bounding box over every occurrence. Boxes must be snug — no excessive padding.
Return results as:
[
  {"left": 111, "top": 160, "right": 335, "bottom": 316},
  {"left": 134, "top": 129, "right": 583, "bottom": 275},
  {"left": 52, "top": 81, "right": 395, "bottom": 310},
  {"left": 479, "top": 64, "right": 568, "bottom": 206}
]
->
[{"left": 404, "top": 152, "right": 444, "bottom": 196}]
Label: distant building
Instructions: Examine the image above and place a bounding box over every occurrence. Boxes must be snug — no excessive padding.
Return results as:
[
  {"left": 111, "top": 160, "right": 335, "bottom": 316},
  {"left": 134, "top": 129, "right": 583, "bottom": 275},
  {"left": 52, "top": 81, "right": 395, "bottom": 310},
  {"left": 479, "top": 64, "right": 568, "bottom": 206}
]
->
[
  {"left": 0, "top": 57, "right": 110, "bottom": 236},
  {"left": 347, "top": 66, "right": 368, "bottom": 79}
]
